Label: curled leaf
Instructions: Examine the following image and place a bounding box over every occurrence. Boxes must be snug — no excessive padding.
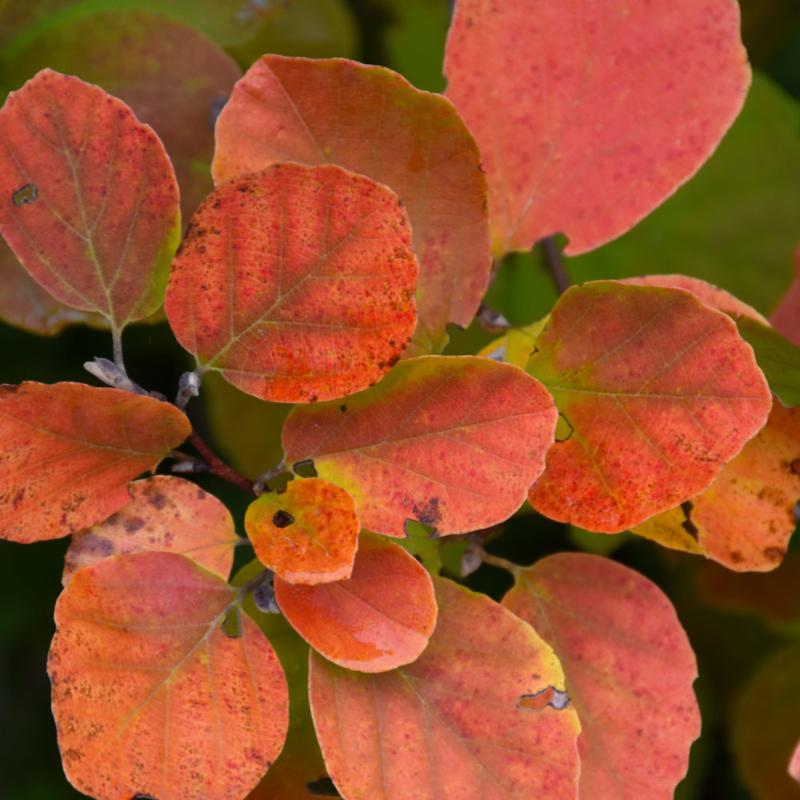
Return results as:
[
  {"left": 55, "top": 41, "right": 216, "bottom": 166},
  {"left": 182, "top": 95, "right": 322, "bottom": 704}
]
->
[
  {"left": 275, "top": 533, "right": 436, "bottom": 672},
  {"left": 504, "top": 553, "right": 700, "bottom": 800},
  {"left": 527, "top": 281, "right": 772, "bottom": 532},
  {"left": 282, "top": 355, "right": 558, "bottom": 536},
  {"left": 64, "top": 475, "right": 238, "bottom": 585},
  {"left": 0, "top": 382, "right": 190, "bottom": 543},
  {"left": 246, "top": 478, "right": 360, "bottom": 585},
  {"left": 48, "top": 551, "right": 289, "bottom": 800},
  {"left": 309, "top": 575, "right": 580, "bottom": 799},
  {"left": 166, "top": 162, "right": 418, "bottom": 403}
]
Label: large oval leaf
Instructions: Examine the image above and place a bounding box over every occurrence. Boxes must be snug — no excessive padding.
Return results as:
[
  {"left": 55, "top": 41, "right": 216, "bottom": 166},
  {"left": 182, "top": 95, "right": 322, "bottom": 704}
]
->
[
  {"left": 634, "top": 403, "right": 800, "bottom": 571},
  {"left": 0, "top": 69, "right": 180, "bottom": 328},
  {"left": 64, "top": 475, "right": 238, "bottom": 585},
  {"left": 0, "top": 382, "right": 190, "bottom": 543},
  {"left": 166, "top": 162, "right": 418, "bottom": 403},
  {"left": 246, "top": 478, "right": 360, "bottom": 585},
  {"left": 444, "top": 0, "right": 750, "bottom": 255},
  {"left": 527, "top": 281, "right": 772, "bottom": 532},
  {"left": 504, "top": 553, "right": 700, "bottom": 800},
  {"left": 48, "top": 551, "right": 289, "bottom": 800},
  {"left": 282, "top": 355, "right": 558, "bottom": 536},
  {"left": 275, "top": 533, "right": 436, "bottom": 672},
  {"left": 309, "top": 575, "right": 580, "bottom": 800},
  {"left": 212, "top": 55, "right": 490, "bottom": 354}
]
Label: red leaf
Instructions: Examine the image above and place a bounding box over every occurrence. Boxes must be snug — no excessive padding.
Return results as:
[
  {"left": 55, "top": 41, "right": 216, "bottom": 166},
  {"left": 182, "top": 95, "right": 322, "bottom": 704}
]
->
[
  {"left": 0, "top": 69, "right": 180, "bottom": 328},
  {"left": 275, "top": 533, "right": 436, "bottom": 672},
  {"left": 444, "top": 0, "right": 750, "bottom": 254},
  {"left": 165, "top": 162, "right": 418, "bottom": 403},
  {"left": 64, "top": 476, "right": 238, "bottom": 585},
  {"left": 527, "top": 281, "right": 772, "bottom": 531},
  {"left": 0, "top": 382, "right": 190, "bottom": 543},
  {"left": 246, "top": 478, "right": 360, "bottom": 584},
  {"left": 771, "top": 249, "right": 800, "bottom": 347},
  {"left": 504, "top": 553, "right": 700, "bottom": 800},
  {"left": 212, "top": 55, "right": 490, "bottom": 353},
  {"left": 790, "top": 742, "right": 800, "bottom": 785},
  {"left": 309, "top": 575, "right": 581, "bottom": 799},
  {"left": 282, "top": 355, "right": 557, "bottom": 536},
  {"left": 48, "top": 552, "right": 289, "bottom": 800}
]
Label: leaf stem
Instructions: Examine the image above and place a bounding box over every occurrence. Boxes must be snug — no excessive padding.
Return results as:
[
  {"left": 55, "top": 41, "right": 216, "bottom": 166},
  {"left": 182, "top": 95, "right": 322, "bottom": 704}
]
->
[
  {"left": 111, "top": 326, "right": 125, "bottom": 372},
  {"left": 475, "top": 546, "right": 522, "bottom": 576},
  {"left": 188, "top": 431, "right": 255, "bottom": 495},
  {"left": 539, "top": 236, "right": 571, "bottom": 295}
]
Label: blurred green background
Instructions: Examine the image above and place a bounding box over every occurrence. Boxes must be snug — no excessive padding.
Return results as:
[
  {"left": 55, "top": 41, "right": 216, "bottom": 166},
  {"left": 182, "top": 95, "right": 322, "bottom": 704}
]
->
[{"left": 0, "top": 1, "right": 798, "bottom": 798}]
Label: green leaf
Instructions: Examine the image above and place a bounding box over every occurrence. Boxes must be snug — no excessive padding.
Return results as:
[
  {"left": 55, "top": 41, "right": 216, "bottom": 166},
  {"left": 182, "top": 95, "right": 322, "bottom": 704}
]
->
[{"left": 738, "top": 317, "right": 800, "bottom": 407}]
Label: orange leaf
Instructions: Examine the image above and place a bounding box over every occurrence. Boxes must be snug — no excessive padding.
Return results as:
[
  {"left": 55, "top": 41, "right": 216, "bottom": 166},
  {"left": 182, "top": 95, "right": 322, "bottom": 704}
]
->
[
  {"left": 309, "top": 575, "right": 580, "bottom": 799},
  {"left": 444, "top": 0, "right": 750, "bottom": 255},
  {"left": 504, "top": 553, "right": 700, "bottom": 800},
  {"left": 246, "top": 478, "right": 359, "bottom": 585},
  {"left": 212, "top": 55, "right": 490, "bottom": 354},
  {"left": 0, "top": 69, "right": 180, "bottom": 328},
  {"left": 282, "top": 355, "right": 557, "bottom": 536},
  {"left": 64, "top": 476, "right": 238, "bottom": 585},
  {"left": 275, "top": 533, "right": 436, "bottom": 672},
  {"left": 48, "top": 551, "right": 289, "bottom": 800},
  {"left": 634, "top": 403, "right": 800, "bottom": 571},
  {"left": 527, "top": 281, "right": 772, "bottom": 532},
  {"left": 0, "top": 382, "right": 190, "bottom": 543},
  {"left": 165, "top": 162, "right": 418, "bottom": 403}
]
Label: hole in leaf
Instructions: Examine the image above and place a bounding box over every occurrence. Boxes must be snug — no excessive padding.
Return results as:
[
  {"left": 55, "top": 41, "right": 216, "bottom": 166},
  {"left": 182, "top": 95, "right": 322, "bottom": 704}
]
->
[
  {"left": 555, "top": 412, "right": 573, "bottom": 443},
  {"left": 12, "top": 183, "right": 38, "bottom": 206},
  {"left": 272, "top": 510, "right": 295, "bottom": 528},
  {"left": 293, "top": 458, "right": 318, "bottom": 478},
  {"left": 518, "top": 685, "right": 570, "bottom": 711}
]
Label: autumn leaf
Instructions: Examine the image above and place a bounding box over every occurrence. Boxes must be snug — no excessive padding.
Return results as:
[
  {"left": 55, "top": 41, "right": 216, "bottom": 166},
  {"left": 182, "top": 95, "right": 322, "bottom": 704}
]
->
[
  {"left": 0, "top": 69, "right": 180, "bottom": 329},
  {"left": 48, "top": 551, "right": 289, "bottom": 800},
  {"left": 64, "top": 476, "right": 238, "bottom": 585},
  {"left": 0, "top": 382, "right": 190, "bottom": 544},
  {"left": 634, "top": 404, "right": 800, "bottom": 570},
  {"left": 275, "top": 533, "right": 436, "bottom": 672},
  {"left": 445, "top": 0, "right": 751, "bottom": 255},
  {"left": 166, "top": 162, "right": 418, "bottom": 404},
  {"left": 212, "top": 55, "right": 490, "bottom": 353},
  {"left": 504, "top": 553, "right": 700, "bottom": 800},
  {"left": 527, "top": 281, "right": 772, "bottom": 532},
  {"left": 790, "top": 742, "right": 800, "bottom": 785},
  {"left": 732, "top": 642, "right": 800, "bottom": 800},
  {"left": 246, "top": 478, "right": 360, "bottom": 584},
  {"left": 771, "top": 250, "right": 800, "bottom": 348},
  {"left": 309, "top": 575, "right": 580, "bottom": 799},
  {"left": 282, "top": 355, "right": 557, "bottom": 536}
]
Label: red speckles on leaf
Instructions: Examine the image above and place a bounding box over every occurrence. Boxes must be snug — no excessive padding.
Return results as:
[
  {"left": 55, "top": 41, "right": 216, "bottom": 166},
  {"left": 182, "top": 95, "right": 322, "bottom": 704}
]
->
[
  {"left": 246, "top": 478, "right": 360, "bottom": 585},
  {"left": 0, "top": 69, "right": 181, "bottom": 328},
  {"left": 275, "top": 533, "right": 436, "bottom": 672},
  {"left": 0, "top": 382, "right": 190, "bottom": 543},
  {"left": 309, "top": 575, "right": 581, "bottom": 800},
  {"left": 504, "top": 553, "right": 700, "bottom": 800},
  {"left": 282, "top": 355, "right": 558, "bottom": 536},
  {"left": 165, "top": 162, "right": 418, "bottom": 403},
  {"left": 445, "top": 0, "right": 751, "bottom": 255},
  {"left": 527, "top": 281, "right": 772, "bottom": 532},
  {"left": 64, "top": 476, "right": 238, "bottom": 585},
  {"left": 212, "top": 55, "right": 490, "bottom": 354},
  {"left": 48, "top": 552, "right": 289, "bottom": 800}
]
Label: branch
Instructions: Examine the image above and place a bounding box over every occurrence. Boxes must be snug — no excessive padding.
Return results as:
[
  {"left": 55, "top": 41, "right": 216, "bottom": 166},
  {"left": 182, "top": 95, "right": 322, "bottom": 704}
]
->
[
  {"left": 539, "top": 236, "right": 571, "bottom": 295},
  {"left": 188, "top": 431, "right": 255, "bottom": 495}
]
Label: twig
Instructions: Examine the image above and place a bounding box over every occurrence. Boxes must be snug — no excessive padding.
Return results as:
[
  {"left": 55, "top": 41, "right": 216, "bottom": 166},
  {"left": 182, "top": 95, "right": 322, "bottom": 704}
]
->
[
  {"left": 111, "top": 326, "right": 126, "bottom": 372},
  {"left": 175, "top": 369, "right": 205, "bottom": 410},
  {"left": 539, "top": 236, "right": 571, "bottom": 295},
  {"left": 253, "top": 459, "right": 287, "bottom": 495},
  {"left": 474, "top": 546, "right": 522, "bottom": 576},
  {"left": 188, "top": 431, "right": 255, "bottom": 495}
]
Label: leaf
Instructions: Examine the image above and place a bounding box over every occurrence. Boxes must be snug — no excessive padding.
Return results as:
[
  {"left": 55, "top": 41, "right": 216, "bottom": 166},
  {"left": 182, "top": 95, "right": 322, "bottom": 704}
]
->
[
  {"left": 48, "top": 551, "right": 289, "bottom": 800},
  {"left": 275, "top": 533, "right": 436, "bottom": 672},
  {"left": 771, "top": 250, "right": 800, "bottom": 347},
  {"left": 165, "top": 162, "right": 418, "bottom": 404},
  {"left": 64, "top": 475, "right": 238, "bottom": 585},
  {"left": 0, "top": 69, "right": 180, "bottom": 329},
  {"left": 308, "top": 575, "right": 581, "bottom": 800},
  {"left": 212, "top": 55, "right": 491, "bottom": 354},
  {"left": 0, "top": 382, "right": 190, "bottom": 544},
  {"left": 731, "top": 642, "right": 800, "bottom": 800},
  {"left": 790, "top": 741, "right": 800, "bottom": 785},
  {"left": 527, "top": 281, "right": 772, "bottom": 532},
  {"left": 477, "top": 318, "right": 548, "bottom": 368},
  {"left": 246, "top": 478, "right": 360, "bottom": 585},
  {"left": 282, "top": 355, "right": 558, "bottom": 536},
  {"left": 503, "top": 553, "right": 700, "bottom": 800},
  {"left": 738, "top": 317, "right": 800, "bottom": 408},
  {"left": 444, "top": 0, "right": 750, "bottom": 255},
  {"left": 633, "top": 403, "right": 800, "bottom": 570},
  {"left": 566, "top": 74, "right": 800, "bottom": 314}
]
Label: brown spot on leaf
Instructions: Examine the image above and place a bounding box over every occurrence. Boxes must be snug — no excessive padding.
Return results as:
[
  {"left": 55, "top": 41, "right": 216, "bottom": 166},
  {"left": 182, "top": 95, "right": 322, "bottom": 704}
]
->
[
  {"left": 124, "top": 516, "right": 146, "bottom": 534},
  {"left": 519, "top": 686, "right": 571, "bottom": 711},
  {"left": 12, "top": 183, "right": 38, "bottom": 206},
  {"left": 790, "top": 458, "right": 800, "bottom": 476},
  {"left": 413, "top": 497, "right": 443, "bottom": 526},
  {"left": 763, "top": 546, "right": 786, "bottom": 562}
]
